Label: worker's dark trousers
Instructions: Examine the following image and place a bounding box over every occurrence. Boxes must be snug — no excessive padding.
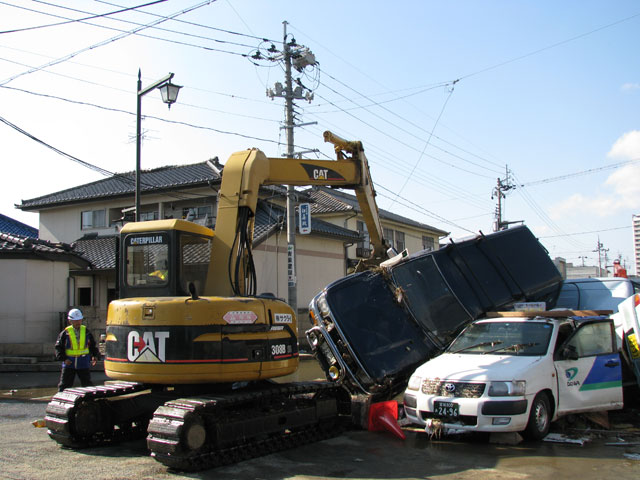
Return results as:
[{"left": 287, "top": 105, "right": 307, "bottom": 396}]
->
[{"left": 58, "top": 368, "right": 93, "bottom": 392}]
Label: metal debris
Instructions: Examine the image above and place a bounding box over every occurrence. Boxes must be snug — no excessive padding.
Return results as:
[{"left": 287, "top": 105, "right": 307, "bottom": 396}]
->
[{"left": 543, "top": 433, "right": 589, "bottom": 445}]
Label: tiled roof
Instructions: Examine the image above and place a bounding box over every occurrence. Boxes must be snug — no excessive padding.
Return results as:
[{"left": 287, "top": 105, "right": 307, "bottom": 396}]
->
[
  {"left": 254, "top": 202, "right": 360, "bottom": 245},
  {"left": 304, "top": 186, "right": 448, "bottom": 235},
  {"left": 0, "top": 213, "right": 38, "bottom": 238},
  {"left": 73, "top": 235, "right": 117, "bottom": 270},
  {"left": 18, "top": 161, "right": 222, "bottom": 210},
  {"left": 0, "top": 232, "right": 89, "bottom": 267},
  {"left": 71, "top": 200, "right": 361, "bottom": 271},
  {"left": 304, "top": 188, "right": 353, "bottom": 214}
]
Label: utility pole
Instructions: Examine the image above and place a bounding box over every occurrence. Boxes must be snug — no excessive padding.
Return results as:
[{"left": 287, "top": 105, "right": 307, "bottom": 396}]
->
[
  {"left": 491, "top": 165, "right": 519, "bottom": 231},
  {"left": 593, "top": 237, "right": 609, "bottom": 276},
  {"left": 283, "top": 22, "right": 298, "bottom": 314},
  {"left": 263, "top": 21, "right": 317, "bottom": 313}
]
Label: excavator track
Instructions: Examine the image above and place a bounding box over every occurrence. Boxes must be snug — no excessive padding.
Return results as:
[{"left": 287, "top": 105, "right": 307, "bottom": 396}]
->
[
  {"left": 45, "top": 381, "right": 151, "bottom": 448},
  {"left": 147, "top": 381, "right": 350, "bottom": 471}
]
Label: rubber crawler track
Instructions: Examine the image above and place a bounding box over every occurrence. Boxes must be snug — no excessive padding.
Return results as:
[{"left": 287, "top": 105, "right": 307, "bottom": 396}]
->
[
  {"left": 45, "top": 381, "right": 150, "bottom": 448},
  {"left": 147, "top": 381, "right": 348, "bottom": 471}
]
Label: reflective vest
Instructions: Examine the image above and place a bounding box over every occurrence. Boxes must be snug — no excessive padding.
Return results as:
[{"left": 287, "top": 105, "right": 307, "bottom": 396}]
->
[{"left": 65, "top": 325, "right": 89, "bottom": 357}]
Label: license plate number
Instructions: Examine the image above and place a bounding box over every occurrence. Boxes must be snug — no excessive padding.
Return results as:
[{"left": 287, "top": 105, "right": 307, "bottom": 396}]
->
[{"left": 434, "top": 401, "right": 459, "bottom": 418}]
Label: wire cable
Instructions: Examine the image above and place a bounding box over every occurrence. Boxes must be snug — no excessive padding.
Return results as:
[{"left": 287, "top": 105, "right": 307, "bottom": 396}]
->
[
  {"left": 0, "top": 0, "right": 167, "bottom": 34},
  {"left": 25, "top": 0, "right": 258, "bottom": 50},
  {"left": 0, "top": 0, "right": 215, "bottom": 86},
  {"left": 458, "top": 11, "right": 640, "bottom": 82},
  {"left": 519, "top": 158, "right": 640, "bottom": 187}
]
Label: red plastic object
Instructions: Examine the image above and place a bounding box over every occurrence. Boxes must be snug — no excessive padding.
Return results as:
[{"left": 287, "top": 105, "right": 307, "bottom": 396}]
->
[{"left": 367, "top": 400, "right": 406, "bottom": 440}]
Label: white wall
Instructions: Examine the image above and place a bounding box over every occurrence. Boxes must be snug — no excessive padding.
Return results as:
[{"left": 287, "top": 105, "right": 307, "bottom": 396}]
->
[
  {"left": 253, "top": 232, "right": 347, "bottom": 310},
  {"left": 0, "top": 258, "right": 68, "bottom": 346}
]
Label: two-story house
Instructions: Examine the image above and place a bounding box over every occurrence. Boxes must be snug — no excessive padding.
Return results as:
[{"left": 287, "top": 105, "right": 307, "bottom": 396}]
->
[{"left": 15, "top": 159, "right": 446, "bottom": 351}]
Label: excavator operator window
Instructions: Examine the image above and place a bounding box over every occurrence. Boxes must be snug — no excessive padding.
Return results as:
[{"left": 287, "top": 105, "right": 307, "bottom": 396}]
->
[
  {"left": 125, "top": 233, "right": 169, "bottom": 287},
  {"left": 179, "top": 233, "right": 211, "bottom": 296}
]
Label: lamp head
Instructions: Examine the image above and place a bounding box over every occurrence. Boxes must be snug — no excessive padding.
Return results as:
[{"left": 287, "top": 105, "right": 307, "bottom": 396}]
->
[{"left": 159, "top": 82, "right": 182, "bottom": 109}]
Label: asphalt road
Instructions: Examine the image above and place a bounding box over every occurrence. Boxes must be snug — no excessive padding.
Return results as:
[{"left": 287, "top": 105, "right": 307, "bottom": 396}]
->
[
  {"left": 1, "top": 395, "right": 640, "bottom": 480},
  {"left": 2, "top": 366, "right": 640, "bottom": 479}
]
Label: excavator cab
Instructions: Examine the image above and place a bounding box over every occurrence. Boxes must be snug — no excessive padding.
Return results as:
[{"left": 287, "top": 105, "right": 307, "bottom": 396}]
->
[{"left": 117, "top": 219, "right": 213, "bottom": 299}]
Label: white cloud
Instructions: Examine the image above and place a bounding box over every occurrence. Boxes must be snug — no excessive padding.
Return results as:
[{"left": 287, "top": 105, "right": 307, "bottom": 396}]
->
[
  {"left": 605, "top": 163, "right": 640, "bottom": 203},
  {"left": 607, "top": 130, "right": 640, "bottom": 159},
  {"left": 621, "top": 83, "right": 640, "bottom": 91},
  {"left": 550, "top": 132, "right": 640, "bottom": 219}
]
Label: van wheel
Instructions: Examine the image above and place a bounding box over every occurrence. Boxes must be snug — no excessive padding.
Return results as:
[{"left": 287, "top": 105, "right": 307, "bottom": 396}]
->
[{"left": 523, "top": 393, "right": 551, "bottom": 440}]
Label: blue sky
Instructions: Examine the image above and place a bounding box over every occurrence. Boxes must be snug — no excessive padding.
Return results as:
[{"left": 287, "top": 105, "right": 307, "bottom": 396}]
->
[{"left": 1, "top": 1, "right": 639, "bottom": 274}]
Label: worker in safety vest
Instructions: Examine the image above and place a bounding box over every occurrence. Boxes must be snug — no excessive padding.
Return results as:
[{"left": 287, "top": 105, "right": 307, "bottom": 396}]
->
[{"left": 54, "top": 308, "right": 101, "bottom": 392}]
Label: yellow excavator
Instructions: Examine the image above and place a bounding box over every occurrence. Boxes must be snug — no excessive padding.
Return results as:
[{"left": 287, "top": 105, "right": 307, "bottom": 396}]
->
[{"left": 45, "top": 132, "right": 389, "bottom": 470}]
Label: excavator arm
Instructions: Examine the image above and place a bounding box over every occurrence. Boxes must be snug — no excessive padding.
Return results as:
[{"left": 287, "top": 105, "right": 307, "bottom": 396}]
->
[{"left": 204, "top": 131, "right": 389, "bottom": 297}]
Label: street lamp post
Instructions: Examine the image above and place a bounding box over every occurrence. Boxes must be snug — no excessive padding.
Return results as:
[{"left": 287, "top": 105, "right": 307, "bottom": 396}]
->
[{"left": 136, "top": 69, "right": 182, "bottom": 221}]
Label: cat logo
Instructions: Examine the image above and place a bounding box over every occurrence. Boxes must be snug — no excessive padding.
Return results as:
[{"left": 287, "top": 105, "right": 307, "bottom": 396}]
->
[
  {"left": 313, "top": 169, "right": 329, "bottom": 180},
  {"left": 300, "top": 163, "right": 345, "bottom": 182},
  {"left": 127, "top": 330, "right": 170, "bottom": 362}
]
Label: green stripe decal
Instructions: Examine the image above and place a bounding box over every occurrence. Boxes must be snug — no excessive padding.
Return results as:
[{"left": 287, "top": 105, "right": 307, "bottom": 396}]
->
[{"left": 579, "top": 380, "right": 622, "bottom": 391}]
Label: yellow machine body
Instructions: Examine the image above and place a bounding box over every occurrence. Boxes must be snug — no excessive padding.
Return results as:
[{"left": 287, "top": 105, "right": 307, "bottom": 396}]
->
[{"left": 105, "top": 295, "right": 298, "bottom": 383}]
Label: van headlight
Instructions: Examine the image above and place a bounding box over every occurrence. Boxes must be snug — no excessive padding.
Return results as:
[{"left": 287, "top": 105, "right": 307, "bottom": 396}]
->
[
  {"left": 317, "top": 295, "right": 330, "bottom": 316},
  {"left": 407, "top": 374, "right": 422, "bottom": 391},
  {"left": 488, "top": 381, "right": 526, "bottom": 397}
]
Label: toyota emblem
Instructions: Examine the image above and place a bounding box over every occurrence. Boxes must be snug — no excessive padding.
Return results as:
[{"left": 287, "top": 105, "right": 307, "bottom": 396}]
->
[{"left": 444, "top": 383, "right": 456, "bottom": 393}]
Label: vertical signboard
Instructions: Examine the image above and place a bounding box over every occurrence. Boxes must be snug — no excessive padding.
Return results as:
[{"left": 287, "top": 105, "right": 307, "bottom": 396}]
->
[
  {"left": 287, "top": 244, "right": 296, "bottom": 287},
  {"left": 299, "top": 203, "right": 311, "bottom": 235}
]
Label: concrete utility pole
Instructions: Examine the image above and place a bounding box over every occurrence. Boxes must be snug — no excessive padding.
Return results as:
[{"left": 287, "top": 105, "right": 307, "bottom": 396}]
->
[
  {"left": 264, "top": 21, "right": 317, "bottom": 312},
  {"left": 283, "top": 21, "right": 297, "bottom": 313},
  {"left": 491, "top": 165, "right": 519, "bottom": 231},
  {"left": 593, "top": 237, "right": 609, "bottom": 276}
]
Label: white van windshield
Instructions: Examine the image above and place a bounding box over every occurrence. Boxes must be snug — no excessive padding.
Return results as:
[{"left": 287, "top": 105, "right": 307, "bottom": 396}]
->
[{"left": 448, "top": 321, "right": 553, "bottom": 356}]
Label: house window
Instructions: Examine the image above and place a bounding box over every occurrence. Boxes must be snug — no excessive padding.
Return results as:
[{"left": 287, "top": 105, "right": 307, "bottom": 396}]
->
[
  {"left": 81, "top": 209, "right": 106, "bottom": 229},
  {"left": 140, "top": 211, "right": 158, "bottom": 221},
  {"left": 356, "top": 220, "right": 370, "bottom": 258},
  {"left": 107, "top": 288, "right": 118, "bottom": 304},
  {"left": 395, "top": 231, "right": 405, "bottom": 252},
  {"left": 422, "top": 235, "right": 435, "bottom": 252},
  {"left": 383, "top": 227, "right": 395, "bottom": 248},
  {"left": 77, "top": 287, "right": 92, "bottom": 306},
  {"left": 183, "top": 206, "right": 212, "bottom": 220}
]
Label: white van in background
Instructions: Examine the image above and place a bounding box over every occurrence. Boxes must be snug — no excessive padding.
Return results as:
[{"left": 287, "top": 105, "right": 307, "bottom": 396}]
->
[{"left": 555, "top": 277, "right": 640, "bottom": 313}]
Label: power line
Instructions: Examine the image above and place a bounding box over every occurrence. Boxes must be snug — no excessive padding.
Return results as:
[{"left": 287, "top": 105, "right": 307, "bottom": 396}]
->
[
  {"left": 95, "top": 0, "right": 278, "bottom": 42},
  {"left": 288, "top": 22, "right": 506, "bottom": 172},
  {"left": 458, "top": 11, "right": 640, "bottom": 81},
  {"left": 539, "top": 225, "right": 631, "bottom": 238},
  {"left": 0, "top": 0, "right": 215, "bottom": 86},
  {"left": 299, "top": 115, "right": 493, "bottom": 212},
  {"left": 0, "top": 113, "right": 217, "bottom": 202},
  {"left": 376, "top": 184, "right": 476, "bottom": 234},
  {"left": 312, "top": 90, "right": 497, "bottom": 181},
  {"left": 0, "top": 44, "right": 280, "bottom": 107},
  {"left": 390, "top": 81, "right": 457, "bottom": 206},
  {"left": 0, "top": 0, "right": 167, "bottom": 34},
  {"left": 519, "top": 158, "right": 640, "bottom": 187},
  {"left": 317, "top": 68, "right": 504, "bottom": 172},
  {"left": 24, "top": 0, "right": 258, "bottom": 50},
  {"left": 0, "top": 84, "right": 319, "bottom": 150},
  {"left": 316, "top": 74, "right": 502, "bottom": 177},
  {"left": 510, "top": 171, "right": 587, "bottom": 251}
]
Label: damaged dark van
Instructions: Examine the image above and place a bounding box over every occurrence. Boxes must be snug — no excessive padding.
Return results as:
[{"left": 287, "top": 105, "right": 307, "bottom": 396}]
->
[{"left": 306, "top": 226, "right": 563, "bottom": 400}]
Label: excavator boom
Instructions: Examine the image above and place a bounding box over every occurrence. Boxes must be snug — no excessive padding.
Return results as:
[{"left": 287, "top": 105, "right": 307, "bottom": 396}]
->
[{"left": 206, "top": 130, "right": 388, "bottom": 297}]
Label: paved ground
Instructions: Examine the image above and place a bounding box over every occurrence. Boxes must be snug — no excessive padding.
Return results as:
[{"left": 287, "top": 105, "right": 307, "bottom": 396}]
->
[
  {"left": 1, "top": 398, "right": 640, "bottom": 480},
  {"left": 1, "top": 361, "right": 640, "bottom": 479}
]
